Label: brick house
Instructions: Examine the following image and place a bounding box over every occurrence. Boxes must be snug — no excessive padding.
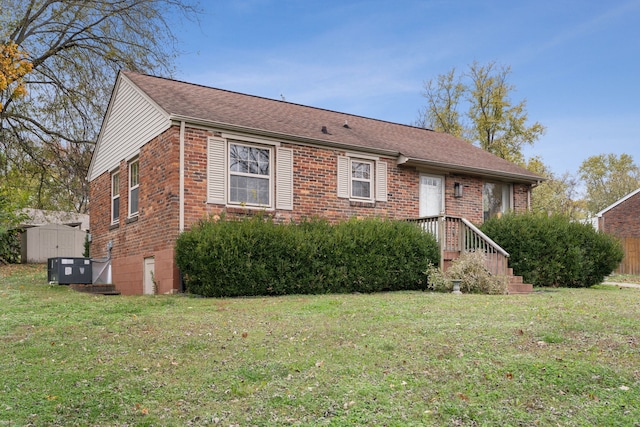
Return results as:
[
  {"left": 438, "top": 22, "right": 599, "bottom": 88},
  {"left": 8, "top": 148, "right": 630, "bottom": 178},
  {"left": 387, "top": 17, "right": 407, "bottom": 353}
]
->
[
  {"left": 596, "top": 188, "right": 640, "bottom": 274},
  {"left": 88, "top": 71, "right": 542, "bottom": 295}
]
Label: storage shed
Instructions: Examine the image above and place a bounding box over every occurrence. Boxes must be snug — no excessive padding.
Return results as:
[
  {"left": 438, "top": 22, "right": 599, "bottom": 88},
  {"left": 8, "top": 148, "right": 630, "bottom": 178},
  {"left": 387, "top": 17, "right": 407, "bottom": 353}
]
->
[{"left": 21, "top": 223, "right": 88, "bottom": 263}]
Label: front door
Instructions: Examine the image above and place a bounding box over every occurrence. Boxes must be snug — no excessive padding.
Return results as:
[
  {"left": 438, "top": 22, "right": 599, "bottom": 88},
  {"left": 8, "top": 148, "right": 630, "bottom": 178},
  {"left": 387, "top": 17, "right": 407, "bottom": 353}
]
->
[{"left": 419, "top": 175, "right": 444, "bottom": 217}]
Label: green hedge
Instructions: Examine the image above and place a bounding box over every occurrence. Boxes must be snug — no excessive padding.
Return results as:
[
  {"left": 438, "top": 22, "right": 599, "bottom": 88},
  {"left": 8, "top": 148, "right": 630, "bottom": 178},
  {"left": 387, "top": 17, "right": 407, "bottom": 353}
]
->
[
  {"left": 480, "top": 213, "right": 624, "bottom": 288},
  {"left": 0, "top": 229, "right": 22, "bottom": 264},
  {"left": 175, "top": 215, "right": 439, "bottom": 297}
]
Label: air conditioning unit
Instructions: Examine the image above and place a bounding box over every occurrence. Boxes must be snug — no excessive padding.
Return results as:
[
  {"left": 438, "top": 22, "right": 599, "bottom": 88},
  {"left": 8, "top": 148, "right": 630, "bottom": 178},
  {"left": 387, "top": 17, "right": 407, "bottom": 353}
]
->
[{"left": 47, "top": 257, "right": 92, "bottom": 285}]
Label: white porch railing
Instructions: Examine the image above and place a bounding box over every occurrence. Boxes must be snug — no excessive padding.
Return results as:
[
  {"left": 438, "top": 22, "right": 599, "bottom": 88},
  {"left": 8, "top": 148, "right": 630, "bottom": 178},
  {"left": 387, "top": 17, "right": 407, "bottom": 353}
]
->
[{"left": 410, "top": 215, "right": 510, "bottom": 276}]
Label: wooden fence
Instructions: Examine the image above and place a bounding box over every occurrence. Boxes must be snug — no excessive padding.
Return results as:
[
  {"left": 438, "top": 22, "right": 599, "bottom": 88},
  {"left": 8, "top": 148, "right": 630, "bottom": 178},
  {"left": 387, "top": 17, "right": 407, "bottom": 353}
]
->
[{"left": 616, "top": 237, "right": 640, "bottom": 275}]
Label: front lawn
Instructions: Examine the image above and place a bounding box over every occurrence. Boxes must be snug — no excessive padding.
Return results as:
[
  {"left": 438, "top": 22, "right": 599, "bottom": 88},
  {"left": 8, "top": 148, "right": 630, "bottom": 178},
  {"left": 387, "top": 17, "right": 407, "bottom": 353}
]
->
[{"left": 1, "top": 264, "right": 639, "bottom": 426}]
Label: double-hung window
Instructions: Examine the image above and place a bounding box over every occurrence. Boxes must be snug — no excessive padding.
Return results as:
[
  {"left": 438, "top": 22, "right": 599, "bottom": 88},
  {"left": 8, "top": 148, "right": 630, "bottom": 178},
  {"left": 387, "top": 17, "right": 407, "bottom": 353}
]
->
[
  {"left": 111, "top": 172, "right": 120, "bottom": 224},
  {"left": 337, "top": 154, "right": 387, "bottom": 202},
  {"left": 129, "top": 160, "right": 139, "bottom": 217},
  {"left": 208, "top": 136, "right": 293, "bottom": 210},
  {"left": 350, "top": 159, "right": 373, "bottom": 199},
  {"left": 229, "top": 143, "right": 271, "bottom": 206}
]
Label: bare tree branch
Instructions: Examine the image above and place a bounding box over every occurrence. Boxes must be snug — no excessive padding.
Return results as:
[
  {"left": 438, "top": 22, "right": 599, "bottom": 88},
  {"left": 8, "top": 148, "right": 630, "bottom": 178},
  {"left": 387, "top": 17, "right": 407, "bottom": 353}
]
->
[{"left": 0, "top": 0, "right": 202, "bottom": 213}]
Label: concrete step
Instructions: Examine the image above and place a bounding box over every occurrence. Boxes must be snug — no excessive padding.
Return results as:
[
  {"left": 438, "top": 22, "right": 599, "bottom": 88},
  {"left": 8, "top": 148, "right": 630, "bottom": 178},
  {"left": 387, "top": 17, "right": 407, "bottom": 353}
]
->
[
  {"left": 509, "top": 275, "right": 523, "bottom": 284},
  {"left": 70, "top": 283, "right": 121, "bottom": 296},
  {"left": 507, "top": 281, "right": 533, "bottom": 295}
]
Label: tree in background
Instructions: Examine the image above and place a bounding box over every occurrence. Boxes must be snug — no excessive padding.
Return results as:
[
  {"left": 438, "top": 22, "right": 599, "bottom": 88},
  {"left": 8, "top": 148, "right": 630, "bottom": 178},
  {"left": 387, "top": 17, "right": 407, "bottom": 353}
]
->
[
  {"left": 415, "top": 68, "right": 466, "bottom": 138},
  {"left": 527, "top": 157, "right": 584, "bottom": 220},
  {"left": 578, "top": 153, "right": 640, "bottom": 215},
  {"left": 0, "top": 0, "right": 200, "bottom": 213},
  {"left": 416, "top": 61, "right": 545, "bottom": 164}
]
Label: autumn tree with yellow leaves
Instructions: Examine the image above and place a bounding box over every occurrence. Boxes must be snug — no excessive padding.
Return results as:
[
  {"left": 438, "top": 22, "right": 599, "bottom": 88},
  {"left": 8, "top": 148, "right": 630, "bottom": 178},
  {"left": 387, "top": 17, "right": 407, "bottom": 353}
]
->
[{"left": 0, "top": 41, "right": 32, "bottom": 112}]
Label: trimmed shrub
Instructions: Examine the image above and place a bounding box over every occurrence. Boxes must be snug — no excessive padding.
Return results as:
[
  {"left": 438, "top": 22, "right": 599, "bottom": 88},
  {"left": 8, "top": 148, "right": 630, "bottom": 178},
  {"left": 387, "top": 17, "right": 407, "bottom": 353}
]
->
[
  {"left": 0, "top": 228, "right": 22, "bottom": 264},
  {"left": 175, "top": 215, "right": 439, "bottom": 297},
  {"left": 426, "top": 251, "right": 507, "bottom": 294},
  {"left": 480, "top": 213, "right": 624, "bottom": 288}
]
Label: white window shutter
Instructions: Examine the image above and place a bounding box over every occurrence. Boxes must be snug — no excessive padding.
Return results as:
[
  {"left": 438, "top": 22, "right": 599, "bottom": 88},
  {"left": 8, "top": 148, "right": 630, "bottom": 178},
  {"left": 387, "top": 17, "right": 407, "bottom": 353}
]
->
[
  {"left": 337, "top": 156, "right": 349, "bottom": 198},
  {"left": 276, "top": 147, "right": 294, "bottom": 210},
  {"left": 207, "top": 137, "right": 226, "bottom": 204},
  {"left": 375, "top": 160, "right": 388, "bottom": 202}
]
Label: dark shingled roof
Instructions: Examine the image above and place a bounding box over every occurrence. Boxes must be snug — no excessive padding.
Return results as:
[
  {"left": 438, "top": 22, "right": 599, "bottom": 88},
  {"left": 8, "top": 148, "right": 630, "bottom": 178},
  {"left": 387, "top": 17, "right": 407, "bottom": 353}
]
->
[{"left": 123, "top": 71, "right": 542, "bottom": 183}]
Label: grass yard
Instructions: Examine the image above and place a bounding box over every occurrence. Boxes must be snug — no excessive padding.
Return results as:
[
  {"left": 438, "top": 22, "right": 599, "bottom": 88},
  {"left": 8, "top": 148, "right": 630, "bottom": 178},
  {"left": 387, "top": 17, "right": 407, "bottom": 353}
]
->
[{"left": 1, "top": 264, "right": 639, "bottom": 426}]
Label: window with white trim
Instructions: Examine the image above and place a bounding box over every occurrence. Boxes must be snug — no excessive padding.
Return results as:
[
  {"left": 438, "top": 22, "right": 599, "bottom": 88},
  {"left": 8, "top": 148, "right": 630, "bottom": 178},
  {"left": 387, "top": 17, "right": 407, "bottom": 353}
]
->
[
  {"left": 111, "top": 172, "right": 120, "bottom": 224},
  {"left": 129, "top": 159, "right": 139, "bottom": 216},
  {"left": 207, "top": 137, "right": 293, "bottom": 210},
  {"left": 350, "top": 159, "right": 373, "bottom": 199},
  {"left": 483, "top": 181, "right": 511, "bottom": 221},
  {"left": 337, "top": 155, "right": 387, "bottom": 202},
  {"left": 229, "top": 143, "right": 271, "bottom": 206}
]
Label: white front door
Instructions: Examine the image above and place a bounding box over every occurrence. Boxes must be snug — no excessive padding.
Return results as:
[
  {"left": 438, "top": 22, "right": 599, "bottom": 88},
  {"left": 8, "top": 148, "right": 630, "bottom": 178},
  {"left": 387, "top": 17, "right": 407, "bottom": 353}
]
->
[{"left": 419, "top": 175, "right": 444, "bottom": 217}]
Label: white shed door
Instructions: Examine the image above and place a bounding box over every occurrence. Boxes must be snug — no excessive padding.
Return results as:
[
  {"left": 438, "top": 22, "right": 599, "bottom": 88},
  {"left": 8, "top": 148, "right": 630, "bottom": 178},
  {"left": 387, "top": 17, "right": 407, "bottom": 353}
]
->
[
  {"left": 419, "top": 175, "right": 443, "bottom": 217},
  {"left": 41, "top": 229, "right": 59, "bottom": 260},
  {"left": 57, "top": 229, "right": 75, "bottom": 256}
]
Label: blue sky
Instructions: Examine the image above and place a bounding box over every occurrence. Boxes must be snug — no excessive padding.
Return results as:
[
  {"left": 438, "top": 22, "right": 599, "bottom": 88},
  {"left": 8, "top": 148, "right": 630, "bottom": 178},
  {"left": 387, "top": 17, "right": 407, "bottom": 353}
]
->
[{"left": 174, "top": 0, "right": 640, "bottom": 178}]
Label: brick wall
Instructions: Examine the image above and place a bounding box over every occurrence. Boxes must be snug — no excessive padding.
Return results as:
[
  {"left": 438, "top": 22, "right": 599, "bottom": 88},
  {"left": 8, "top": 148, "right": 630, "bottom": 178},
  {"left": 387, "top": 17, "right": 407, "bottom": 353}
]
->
[
  {"left": 600, "top": 193, "right": 640, "bottom": 238},
  {"left": 180, "top": 129, "right": 422, "bottom": 225},
  {"left": 444, "top": 175, "right": 483, "bottom": 223},
  {"left": 90, "top": 127, "right": 181, "bottom": 295},
  {"left": 443, "top": 175, "right": 530, "bottom": 224},
  {"left": 90, "top": 124, "right": 534, "bottom": 294},
  {"left": 513, "top": 183, "right": 530, "bottom": 214},
  {"left": 177, "top": 125, "right": 531, "bottom": 226}
]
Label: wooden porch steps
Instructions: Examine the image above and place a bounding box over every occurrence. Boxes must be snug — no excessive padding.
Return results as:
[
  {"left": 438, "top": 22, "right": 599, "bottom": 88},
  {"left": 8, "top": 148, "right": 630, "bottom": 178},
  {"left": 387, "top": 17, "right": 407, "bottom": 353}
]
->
[
  {"left": 70, "top": 283, "right": 121, "bottom": 296},
  {"left": 443, "top": 252, "right": 533, "bottom": 295},
  {"left": 505, "top": 268, "right": 533, "bottom": 295}
]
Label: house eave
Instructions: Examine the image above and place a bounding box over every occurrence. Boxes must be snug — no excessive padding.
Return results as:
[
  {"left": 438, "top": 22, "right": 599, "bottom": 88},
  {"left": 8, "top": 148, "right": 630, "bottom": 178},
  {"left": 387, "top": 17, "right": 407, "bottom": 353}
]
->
[
  {"left": 397, "top": 156, "right": 543, "bottom": 184},
  {"left": 169, "top": 114, "right": 399, "bottom": 158},
  {"left": 168, "top": 115, "right": 543, "bottom": 184}
]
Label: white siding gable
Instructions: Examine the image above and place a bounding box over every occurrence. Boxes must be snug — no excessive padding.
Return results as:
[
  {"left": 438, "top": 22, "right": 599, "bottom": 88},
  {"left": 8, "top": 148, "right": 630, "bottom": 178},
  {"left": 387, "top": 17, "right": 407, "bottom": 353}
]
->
[{"left": 88, "top": 74, "right": 170, "bottom": 181}]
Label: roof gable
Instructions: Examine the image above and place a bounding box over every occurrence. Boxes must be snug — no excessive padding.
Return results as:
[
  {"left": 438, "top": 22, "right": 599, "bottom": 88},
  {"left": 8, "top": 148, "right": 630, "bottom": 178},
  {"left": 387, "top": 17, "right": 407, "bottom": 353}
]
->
[
  {"left": 88, "top": 72, "right": 171, "bottom": 181},
  {"left": 596, "top": 188, "right": 640, "bottom": 216}
]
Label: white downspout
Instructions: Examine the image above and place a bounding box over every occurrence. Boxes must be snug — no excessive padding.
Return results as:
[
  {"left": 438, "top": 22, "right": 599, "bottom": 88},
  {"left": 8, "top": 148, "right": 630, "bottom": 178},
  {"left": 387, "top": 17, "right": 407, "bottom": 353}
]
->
[{"left": 179, "top": 121, "right": 185, "bottom": 232}]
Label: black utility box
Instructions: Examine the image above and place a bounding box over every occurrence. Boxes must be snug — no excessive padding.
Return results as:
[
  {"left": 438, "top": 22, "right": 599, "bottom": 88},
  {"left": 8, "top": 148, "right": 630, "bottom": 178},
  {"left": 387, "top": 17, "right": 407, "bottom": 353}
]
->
[{"left": 48, "top": 257, "right": 92, "bottom": 285}]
